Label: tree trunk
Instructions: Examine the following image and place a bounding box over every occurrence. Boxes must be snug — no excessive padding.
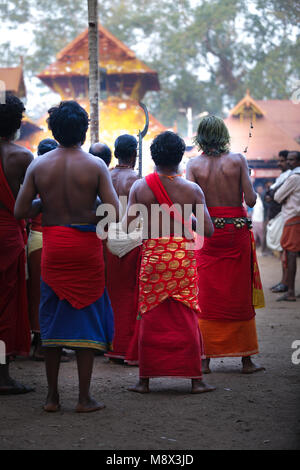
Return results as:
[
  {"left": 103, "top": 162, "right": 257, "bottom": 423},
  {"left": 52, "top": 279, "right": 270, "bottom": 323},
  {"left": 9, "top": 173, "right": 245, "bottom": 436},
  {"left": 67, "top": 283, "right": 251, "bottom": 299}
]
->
[{"left": 87, "top": 0, "right": 99, "bottom": 144}]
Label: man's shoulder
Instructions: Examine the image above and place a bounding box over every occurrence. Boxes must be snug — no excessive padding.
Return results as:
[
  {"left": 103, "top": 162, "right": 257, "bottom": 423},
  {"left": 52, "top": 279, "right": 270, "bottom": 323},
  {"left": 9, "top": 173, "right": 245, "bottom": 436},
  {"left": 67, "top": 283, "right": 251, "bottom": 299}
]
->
[
  {"left": 182, "top": 177, "right": 204, "bottom": 196},
  {"left": 224, "top": 151, "right": 245, "bottom": 163},
  {"left": 186, "top": 155, "right": 202, "bottom": 168},
  {"left": 9, "top": 142, "right": 33, "bottom": 161},
  {"left": 3, "top": 143, "right": 33, "bottom": 173}
]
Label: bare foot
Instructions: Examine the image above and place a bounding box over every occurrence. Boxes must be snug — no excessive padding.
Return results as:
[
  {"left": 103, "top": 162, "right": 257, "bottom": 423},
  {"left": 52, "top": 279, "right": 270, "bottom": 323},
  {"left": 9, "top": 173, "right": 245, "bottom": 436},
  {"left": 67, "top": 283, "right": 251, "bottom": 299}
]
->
[
  {"left": 128, "top": 378, "right": 149, "bottom": 394},
  {"left": 191, "top": 379, "right": 216, "bottom": 394},
  {"left": 0, "top": 378, "right": 35, "bottom": 395},
  {"left": 75, "top": 397, "right": 105, "bottom": 413},
  {"left": 242, "top": 357, "right": 265, "bottom": 374},
  {"left": 276, "top": 294, "right": 296, "bottom": 302},
  {"left": 43, "top": 392, "right": 60, "bottom": 412},
  {"left": 202, "top": 358, "right": 211, "bottom": 374}
]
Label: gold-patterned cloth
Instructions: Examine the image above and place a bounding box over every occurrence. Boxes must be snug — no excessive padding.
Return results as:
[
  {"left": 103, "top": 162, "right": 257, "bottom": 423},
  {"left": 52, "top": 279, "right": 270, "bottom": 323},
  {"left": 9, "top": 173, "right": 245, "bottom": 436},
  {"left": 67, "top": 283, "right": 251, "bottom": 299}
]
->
[{"left": 138, "top": 237, "right": 200, "bottom": 316}]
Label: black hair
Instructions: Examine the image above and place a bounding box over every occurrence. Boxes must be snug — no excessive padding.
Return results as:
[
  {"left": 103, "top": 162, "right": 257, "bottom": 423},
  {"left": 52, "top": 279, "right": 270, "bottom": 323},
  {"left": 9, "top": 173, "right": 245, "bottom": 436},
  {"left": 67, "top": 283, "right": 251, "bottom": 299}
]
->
[
  {"left": 37, "top": 138, "right": 58, "bottom": 155},
  {"left": 89, "top": 143, "right": 112, "bottom": 166},
  {"left": 290, "top": 151, "right": 300, "bottom": 161},
  {"left": 114, "top": 134, "right": 137, "bottom": 162},
  {"left": 47, "top": 101, "right": 89, "bottom": 147},
  {"left": 278, "top": 150, "right": 289, "bottom": 159},
  {"left": 0, "top": 92, "right": 25, "bottom": 138},
  {"left": 150, "top": 131, "right": 186, "bottom": 167}
]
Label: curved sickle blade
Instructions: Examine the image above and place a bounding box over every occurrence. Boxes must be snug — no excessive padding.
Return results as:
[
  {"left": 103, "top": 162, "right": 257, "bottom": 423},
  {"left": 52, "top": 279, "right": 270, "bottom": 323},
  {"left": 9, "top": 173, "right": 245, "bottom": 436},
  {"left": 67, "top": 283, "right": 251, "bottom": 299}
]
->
[
  {"left": 138, "top": 102, "right": 149, "bottom": 177},
  {"left": 139, "top": 101, "right": 149, "bottom": 138}
]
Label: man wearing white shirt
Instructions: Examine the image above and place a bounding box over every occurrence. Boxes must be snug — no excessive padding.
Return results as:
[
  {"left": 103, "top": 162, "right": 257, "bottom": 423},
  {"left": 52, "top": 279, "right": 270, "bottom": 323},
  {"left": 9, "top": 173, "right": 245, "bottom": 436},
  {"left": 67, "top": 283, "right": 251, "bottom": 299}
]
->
[
  {"left": 274, "top": 151, "right": 300, "bottom": 301},
  {"left": 266, "top": 150, "right": 291, "bottom": 292}
]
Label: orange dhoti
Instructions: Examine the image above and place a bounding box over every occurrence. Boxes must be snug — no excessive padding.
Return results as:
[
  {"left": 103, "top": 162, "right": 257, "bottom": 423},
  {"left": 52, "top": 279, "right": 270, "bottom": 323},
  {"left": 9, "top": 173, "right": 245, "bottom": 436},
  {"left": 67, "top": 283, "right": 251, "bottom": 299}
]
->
[
  {"left": 197, "top": 207, "right": 264, "bottom": 358},
  {"left": 138, "top": 237, "right": 204, "bottom": 378},
  {"left": 280, "top": 216, "right": 300, "bottom": 252}
]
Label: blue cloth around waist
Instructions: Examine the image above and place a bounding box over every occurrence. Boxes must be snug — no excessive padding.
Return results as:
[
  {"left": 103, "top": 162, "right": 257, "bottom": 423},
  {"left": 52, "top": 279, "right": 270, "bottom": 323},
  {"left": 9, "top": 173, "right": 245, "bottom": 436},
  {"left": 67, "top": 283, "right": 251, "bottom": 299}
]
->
[{"left": 39, "top": 280, "right": 114, "bottom": 351}]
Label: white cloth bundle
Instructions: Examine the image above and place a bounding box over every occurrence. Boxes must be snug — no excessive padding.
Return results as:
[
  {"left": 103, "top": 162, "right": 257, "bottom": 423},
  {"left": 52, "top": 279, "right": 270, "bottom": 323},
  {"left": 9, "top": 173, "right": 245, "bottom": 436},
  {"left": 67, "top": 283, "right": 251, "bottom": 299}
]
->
[
  {"left": 106, "top": 221, "right": 143, "bottom": 258},
  {"left": 266, "top": 212, "right": 284, "bottom": 252}
]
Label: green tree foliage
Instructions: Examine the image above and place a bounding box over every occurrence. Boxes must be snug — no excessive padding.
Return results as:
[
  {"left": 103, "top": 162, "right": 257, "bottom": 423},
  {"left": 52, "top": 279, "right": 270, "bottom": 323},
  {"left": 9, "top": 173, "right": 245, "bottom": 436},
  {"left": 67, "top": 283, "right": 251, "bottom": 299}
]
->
[{"left": 0, "top": 0, "right": 299, "bottom": 133}]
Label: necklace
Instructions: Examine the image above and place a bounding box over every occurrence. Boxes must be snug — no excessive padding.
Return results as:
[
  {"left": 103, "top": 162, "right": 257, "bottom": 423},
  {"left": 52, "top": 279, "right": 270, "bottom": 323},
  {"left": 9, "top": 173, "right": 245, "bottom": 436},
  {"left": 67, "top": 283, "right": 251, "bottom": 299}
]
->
[{"left": 158, "top": 173, "right": 182, "bottom": 180}]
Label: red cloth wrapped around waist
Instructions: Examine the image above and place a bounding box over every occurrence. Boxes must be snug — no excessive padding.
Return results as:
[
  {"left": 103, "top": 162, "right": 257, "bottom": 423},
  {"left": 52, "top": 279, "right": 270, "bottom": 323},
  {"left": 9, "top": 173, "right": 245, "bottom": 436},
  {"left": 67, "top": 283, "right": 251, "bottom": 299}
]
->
[
  {"left": 0, "top": 208, "right": 26, "bottom": 271},
  {"left": 30, "top": 213, "right": 43, "bottom": 232},
  {"left": 41, "top": 226, "right": 105, "bottom": 309},
  {"left": 0, "top": 160, "right": 27, "bottom": 267},
  {"left": 208, "top": 206, "right": 247, "bottom": 218},
  {"left": 197, "top": 206, "right": 264, "bottom": 321}
]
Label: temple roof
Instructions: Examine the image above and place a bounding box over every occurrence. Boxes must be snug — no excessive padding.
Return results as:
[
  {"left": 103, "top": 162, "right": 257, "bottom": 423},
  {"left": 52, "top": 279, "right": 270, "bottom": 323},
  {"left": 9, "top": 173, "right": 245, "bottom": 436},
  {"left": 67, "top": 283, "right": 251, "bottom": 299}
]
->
[
  {"left": 229, "top": 89, "right": 265, "bottom": 117},
  {"left": 255, "top": 99, "right": 300, "bottom": 142},
  {"left": 38, "top": 24, "right": 160, "bottom": 92},
  {"left": 0, "top": 65, "right": 26, "bottom": 97},
  {"left": 224, "top": 91, "right": 300, "bottom": 160}
]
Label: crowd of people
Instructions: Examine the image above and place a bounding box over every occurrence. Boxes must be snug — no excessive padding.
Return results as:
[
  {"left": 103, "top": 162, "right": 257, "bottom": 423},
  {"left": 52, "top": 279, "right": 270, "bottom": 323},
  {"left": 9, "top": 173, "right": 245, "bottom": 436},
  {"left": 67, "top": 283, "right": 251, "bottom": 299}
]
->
[
  {"left": 0, "top": 92, "right": 299, "bottom": 413},
  {"left": 250, "top": 150, "right": 300, "bottom": 302}
]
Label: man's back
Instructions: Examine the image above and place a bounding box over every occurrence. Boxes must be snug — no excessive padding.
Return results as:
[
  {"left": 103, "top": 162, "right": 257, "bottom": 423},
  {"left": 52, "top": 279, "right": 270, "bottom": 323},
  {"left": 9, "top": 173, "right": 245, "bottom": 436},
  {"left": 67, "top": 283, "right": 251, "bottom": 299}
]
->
[
  {"left": 0, "top": 141, "right": 33, "bottom": 207},
  {"left": 110, "top": 167, "right": 139, "bottom": 199},
  {"left": 187, "top": 151, "right": 256, "bottom": 208},
  {"left": 30, "top": 146, "right": 117, "bottom": 226},
  {"left": 128, "top": 174, "right": 210, "bottom": 238}
]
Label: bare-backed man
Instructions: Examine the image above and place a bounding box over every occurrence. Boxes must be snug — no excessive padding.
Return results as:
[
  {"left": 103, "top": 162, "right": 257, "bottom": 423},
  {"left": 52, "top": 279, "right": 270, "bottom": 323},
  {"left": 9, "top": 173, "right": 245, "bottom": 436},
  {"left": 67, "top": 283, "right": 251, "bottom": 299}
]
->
[
  {"left": 0, "top": 92, "right": 34, "bottom": 395},
  {"left": 104, "top": 134, "right": 141, "bottom": 364},
  {"left": 186, "top": 115, "right": 265, "bottom": 374},
  {"left": 15, "top": 100, "right": 119, "bottom": 412}
]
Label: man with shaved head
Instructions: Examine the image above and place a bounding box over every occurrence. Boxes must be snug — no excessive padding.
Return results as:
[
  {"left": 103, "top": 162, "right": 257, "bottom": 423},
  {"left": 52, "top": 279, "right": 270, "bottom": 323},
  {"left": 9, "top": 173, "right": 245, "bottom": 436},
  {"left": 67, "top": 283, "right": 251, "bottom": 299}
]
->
[{"left": 89, "top": 142, "right": 112, "bottom": 167}]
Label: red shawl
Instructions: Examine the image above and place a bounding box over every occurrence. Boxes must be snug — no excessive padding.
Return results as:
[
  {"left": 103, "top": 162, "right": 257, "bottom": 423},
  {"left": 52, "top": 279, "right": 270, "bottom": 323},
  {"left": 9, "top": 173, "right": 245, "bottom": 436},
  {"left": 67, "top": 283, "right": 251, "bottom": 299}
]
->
[
  {"left": 145, "top": 172, "right": 193, "bottom": 238},
  {"left": 0, "top": 160, "right": 27, "bottom": 268},
  {"left": 0, "top": 159, "right": 30, "bottom": 356}
]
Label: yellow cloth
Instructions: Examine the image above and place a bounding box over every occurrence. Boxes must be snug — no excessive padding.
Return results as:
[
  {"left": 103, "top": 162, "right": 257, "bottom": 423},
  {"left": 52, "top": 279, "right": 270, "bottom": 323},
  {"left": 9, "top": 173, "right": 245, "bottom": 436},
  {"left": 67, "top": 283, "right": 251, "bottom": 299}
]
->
[{"left": 27, "top": 230, "right": 43, "bottom": 257}]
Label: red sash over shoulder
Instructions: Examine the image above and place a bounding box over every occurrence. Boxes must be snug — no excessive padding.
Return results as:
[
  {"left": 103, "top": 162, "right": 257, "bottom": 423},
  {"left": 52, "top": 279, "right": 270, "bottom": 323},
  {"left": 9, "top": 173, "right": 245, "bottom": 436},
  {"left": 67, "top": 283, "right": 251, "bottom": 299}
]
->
[
  {"left": 145, "top": 172, "right": 193, "bottom": 238},
  {"left": 0, "top": 160, "right": 27, "bottom": 268},
  {"left": 41, "top": 226, "right": 105, "bottom": 309}
]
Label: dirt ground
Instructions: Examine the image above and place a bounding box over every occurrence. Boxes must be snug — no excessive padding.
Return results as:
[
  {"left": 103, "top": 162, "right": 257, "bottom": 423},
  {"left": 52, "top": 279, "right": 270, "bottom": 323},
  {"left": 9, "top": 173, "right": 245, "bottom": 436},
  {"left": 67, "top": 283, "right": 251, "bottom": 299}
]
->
[{"left": 1, "top": 252, "right": 300, "bottom": 451}]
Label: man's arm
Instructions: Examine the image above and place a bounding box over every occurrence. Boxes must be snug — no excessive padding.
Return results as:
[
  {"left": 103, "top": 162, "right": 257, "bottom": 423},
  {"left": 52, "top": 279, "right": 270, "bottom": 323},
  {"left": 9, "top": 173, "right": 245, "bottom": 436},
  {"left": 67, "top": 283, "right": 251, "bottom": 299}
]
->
[
  {"left": 14, "top": 162, "right": 41, "bottom": 219},
  {"left": 122, "top": 180, "right": 141, "bottom": 233},
  {"left": 192, "top": 183, "right": 214, "bottom": 237},
  {"left": 240, "top": 155, "right": 257, "bottom": 207},
  {"left": 274, "top": 176, "right": 297, "bottom": 204},
  {"left": 96, "top": 160, "right": 120, "bottom": 222}
]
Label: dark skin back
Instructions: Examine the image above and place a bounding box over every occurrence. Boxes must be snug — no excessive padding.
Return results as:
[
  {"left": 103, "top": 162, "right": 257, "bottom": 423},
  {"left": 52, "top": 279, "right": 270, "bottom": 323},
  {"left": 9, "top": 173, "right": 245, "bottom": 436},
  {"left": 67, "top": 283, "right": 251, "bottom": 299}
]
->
[
  {"left": 14, "top": 145, "right": 120, "bottom": 225},
  {"left": 110, "top": 152, "right": 139, "bottom": 201},
  {"left": 124, "top": 165, "right": 214, "bottom": 239},
  {"left": 0, "top": 141, "right": 33, "bottom": 209},
  {"left": 110, "top": 168, "right": 139, "bottom": 199},
  {"left": 186, "top": 151, "right": 257, "bottom": 208}
]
